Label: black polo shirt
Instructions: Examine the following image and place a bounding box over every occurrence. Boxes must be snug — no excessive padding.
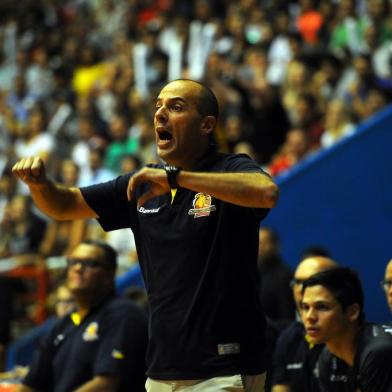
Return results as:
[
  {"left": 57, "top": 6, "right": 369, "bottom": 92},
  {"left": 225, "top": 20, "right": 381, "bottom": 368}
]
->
[
  {"left": 23, "top": 295, "right": 148, "bottom": 392},
  {"left": 271, "top": 321, "right": 322, "bottom": 392},
  {"left": 272, "top": 321, "right": 350, "bottom": 392},
  {"left": 81, "top": 150, "right": 270, "bottom": 379},
  {"left": 317, "top": 323, "right": 392, "bottom": 392}
]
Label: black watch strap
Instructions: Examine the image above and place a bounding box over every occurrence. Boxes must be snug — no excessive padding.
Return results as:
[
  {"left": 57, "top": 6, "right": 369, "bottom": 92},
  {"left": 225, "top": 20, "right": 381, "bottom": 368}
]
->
[{"left": 164, "top": 165, "right": 181, "bottom": 189}]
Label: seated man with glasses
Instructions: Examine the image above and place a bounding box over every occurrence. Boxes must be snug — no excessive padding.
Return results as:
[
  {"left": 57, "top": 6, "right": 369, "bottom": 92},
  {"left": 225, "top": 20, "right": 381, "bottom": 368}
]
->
[
  {"left": 381, "top": 259, "right": 392, "bottom": 315},
  {"left": 271, "top": 255, "right": 348, "bottom": 392},
  {"left": 16, "top": 240, "right": 148, "bottom": 392}
]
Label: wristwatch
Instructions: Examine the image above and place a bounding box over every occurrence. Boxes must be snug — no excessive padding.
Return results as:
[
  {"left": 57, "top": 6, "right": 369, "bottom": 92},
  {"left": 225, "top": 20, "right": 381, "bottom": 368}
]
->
[{"left": 163, "top": 165, "right": 182, "bottom": 189}]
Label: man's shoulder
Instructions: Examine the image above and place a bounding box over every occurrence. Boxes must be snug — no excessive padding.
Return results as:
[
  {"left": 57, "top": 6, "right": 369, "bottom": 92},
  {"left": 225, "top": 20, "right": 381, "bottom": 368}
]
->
[
  {"left": 360, "top": 323, "right": 392, "bottom": 345},
  {"left": 358, "top": 323, "right": 392, "bottom": 364},
  {"left": 219, "top": 152, "right": 261, "bottom": 167},
  {"left": 100, "top": 296, "right": 147, "bottom": 322},
  {"left": 276, "top": 321, "right": 309, "bottom": 352},
  {"left": 280, "top": 321, "right": 306, "bottom": 340},
  {"left": 352, "top": 324, "right": 392, "bottom": 391}
]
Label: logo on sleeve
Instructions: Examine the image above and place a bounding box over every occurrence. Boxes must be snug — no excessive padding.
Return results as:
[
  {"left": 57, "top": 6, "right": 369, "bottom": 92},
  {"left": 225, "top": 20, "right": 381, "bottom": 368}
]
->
[
  {"left": 83, "top": 322, "right": 99, "bottom": 341},
  {"left": 188, "top": 193, "right": 216, "bottom": 218},
  {"left": 112, "top": 349, "right": 124, "bottom": 359}
]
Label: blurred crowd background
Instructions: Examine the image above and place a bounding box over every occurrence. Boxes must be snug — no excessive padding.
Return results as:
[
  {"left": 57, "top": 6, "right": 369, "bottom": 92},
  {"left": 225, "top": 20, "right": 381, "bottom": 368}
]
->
[{"left": 0, "top": 0, "right": 392, "bottom": 367}]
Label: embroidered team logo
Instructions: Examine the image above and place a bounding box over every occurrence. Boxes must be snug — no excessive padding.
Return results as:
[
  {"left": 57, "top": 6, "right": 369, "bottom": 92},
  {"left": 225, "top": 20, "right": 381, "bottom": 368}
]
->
[
  {"left": 188, "top": 193, "right": 216, "bottom": 218},
  {"left": 83, "top": 322, "right": 99, "bottom": 342}
]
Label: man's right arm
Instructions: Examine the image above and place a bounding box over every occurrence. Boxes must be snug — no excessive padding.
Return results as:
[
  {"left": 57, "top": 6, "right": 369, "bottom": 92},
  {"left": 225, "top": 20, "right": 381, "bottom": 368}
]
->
[{"left": 12, "top": 157, "right": 97, "bottom": 221}]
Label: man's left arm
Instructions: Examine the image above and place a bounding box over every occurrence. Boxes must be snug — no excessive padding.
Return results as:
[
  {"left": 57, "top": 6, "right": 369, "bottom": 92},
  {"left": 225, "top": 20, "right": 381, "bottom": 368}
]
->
[
  {"left": 73, "top": 375, "right": 119, "bottom": 392},
  {"left": 128, "top": 168, "right": 279, "bottom": 209}
]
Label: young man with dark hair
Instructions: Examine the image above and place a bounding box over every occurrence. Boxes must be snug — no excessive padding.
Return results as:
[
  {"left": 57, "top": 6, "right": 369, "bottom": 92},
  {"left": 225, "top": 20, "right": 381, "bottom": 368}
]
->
[
  {"left": 270, "top": 256, "right": 350, "bottom": 392},
  {"left": 16, "top": 241, "right": 148, "bottom": 392},
  {"left": 302, "top": 267, "right": 392, "bottom": 392},
  {"left": 13, "top": 79, "right": 279, "bottom": 391}
]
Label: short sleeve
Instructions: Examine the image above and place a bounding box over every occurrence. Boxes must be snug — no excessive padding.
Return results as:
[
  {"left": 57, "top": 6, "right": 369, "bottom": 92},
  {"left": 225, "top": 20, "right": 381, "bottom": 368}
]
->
[
  {"left": 222, "top": 154, "right": 270, "bottom": 175},
  {"left": 223, "top": 154, "right": 272, "bottom": 220},
  {"left": 80, "top": 174, "right": 137, "bottom": 232}
]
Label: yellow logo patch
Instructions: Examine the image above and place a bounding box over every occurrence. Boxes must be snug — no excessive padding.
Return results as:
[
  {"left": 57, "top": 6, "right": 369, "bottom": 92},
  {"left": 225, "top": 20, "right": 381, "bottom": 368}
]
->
[
  {"left": 188, "top": 193, "right": 216, "bottom": 218},
  {"left": 82, "top": 322, "right": 99, "bottom": 342}
]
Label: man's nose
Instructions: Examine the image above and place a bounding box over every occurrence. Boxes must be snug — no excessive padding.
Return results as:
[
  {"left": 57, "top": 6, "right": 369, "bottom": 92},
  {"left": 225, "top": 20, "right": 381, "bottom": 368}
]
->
[
  {"left": 304, "top": 308, "right": 317, "bottom": 323},
  {"left": 155, "top": 106, "right": 168, "bottom": 123},
  {"left": 72, "top": 262, "right": 85, "bottom": 271}
]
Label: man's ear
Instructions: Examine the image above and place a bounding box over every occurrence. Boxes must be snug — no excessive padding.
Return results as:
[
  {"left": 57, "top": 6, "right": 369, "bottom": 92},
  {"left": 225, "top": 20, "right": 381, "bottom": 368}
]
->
[
  {"left": 201, "top": 116, "right": 216, "bottom": 137},
  {"left": 346, "top": 303, "right": 361, "bottom": 322}
]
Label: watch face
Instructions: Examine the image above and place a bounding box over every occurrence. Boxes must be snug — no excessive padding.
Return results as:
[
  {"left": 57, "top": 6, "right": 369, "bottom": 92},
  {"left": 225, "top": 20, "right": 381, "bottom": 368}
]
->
[{"left": 165, "top": 165, "right": 177, "bottom": 172}]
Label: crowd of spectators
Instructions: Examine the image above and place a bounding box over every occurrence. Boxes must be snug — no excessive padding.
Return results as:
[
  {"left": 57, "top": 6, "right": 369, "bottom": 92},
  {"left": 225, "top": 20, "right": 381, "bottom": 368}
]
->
[{"left": 0, "top": 0, "right": 392, "bottom": 352}]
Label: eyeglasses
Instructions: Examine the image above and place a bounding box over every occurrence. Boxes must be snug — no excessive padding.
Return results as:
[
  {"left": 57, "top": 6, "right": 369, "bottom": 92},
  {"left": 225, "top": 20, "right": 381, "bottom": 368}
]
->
[
  {"left": 289, "top": 278, "right": 307, "bottom": 288},
  {"left": 66, "top": 257, "right": 110, "bottom": 270},
  {"left": 380, "top": 280, "right": 392, "bottom": 291}
]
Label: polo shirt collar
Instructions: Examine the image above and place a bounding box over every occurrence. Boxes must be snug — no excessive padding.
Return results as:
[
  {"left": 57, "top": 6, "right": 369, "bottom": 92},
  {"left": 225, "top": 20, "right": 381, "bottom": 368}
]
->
[
  {"left": 70, "top": 290, "right": 116, "bottom": 325},
  {"left": 193, "top": 145, "right": 218, "bottom": 171}
]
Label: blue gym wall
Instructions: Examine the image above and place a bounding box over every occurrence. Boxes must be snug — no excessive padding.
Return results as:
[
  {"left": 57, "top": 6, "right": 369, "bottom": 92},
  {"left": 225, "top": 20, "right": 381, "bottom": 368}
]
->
[{"left": 263, "top": 104, "right": 392, "bottom": 323}]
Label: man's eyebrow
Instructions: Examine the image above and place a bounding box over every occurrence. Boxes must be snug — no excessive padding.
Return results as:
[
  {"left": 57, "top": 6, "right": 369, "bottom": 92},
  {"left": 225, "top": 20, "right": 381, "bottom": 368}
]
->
[
  {"left": 156, "top": 97, "right": 187, "bottom": 103},
  {"left": 303, "top": 299, "right": 333, "bottom": 306}
]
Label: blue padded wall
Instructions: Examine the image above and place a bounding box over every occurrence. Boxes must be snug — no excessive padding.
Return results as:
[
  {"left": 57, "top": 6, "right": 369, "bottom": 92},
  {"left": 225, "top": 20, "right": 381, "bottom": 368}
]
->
[{"left": 263, "top": 104, "right": 392, "bottom": 323}]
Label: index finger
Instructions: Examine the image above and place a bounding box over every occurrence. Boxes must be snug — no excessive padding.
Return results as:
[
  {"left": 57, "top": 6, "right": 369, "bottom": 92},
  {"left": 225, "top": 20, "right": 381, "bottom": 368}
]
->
[
  {"left": 12, "top": 158, "right": 26, "bottom": 178},
  {"left": 31, "top": 157, "right": 44, "bottom": 177}
]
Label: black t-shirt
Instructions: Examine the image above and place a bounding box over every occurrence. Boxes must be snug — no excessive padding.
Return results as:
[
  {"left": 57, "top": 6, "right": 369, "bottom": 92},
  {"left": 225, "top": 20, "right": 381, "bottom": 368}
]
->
[
  {"left": 317, "top": 323, "right": 392, "bottom": 392},
  {"left": 81, "top": 151, "right": 270, "bottom": 379},
  {"left": 23, "top": 295, "right": 148, "bottom": 392},
  {"left": 271, "top": 321, "right": 323, "bottom": 392}
]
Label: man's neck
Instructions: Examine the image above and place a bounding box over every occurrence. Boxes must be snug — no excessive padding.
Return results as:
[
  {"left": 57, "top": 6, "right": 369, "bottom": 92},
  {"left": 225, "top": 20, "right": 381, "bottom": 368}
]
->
[
  {"left": 74, "top": 289, "right": 112, "bottom": 320},
  {"left": 168, "top": 143, "right": 211, "bottom": 170},
  {"left": 326, "top": 324, "right": 361, "bottom": 367}
]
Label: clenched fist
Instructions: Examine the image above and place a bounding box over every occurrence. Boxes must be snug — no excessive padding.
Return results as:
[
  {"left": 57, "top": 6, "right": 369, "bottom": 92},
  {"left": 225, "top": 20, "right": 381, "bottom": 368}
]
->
[{"left": 12, "top": 157, "right": 47, "bottom": 186}]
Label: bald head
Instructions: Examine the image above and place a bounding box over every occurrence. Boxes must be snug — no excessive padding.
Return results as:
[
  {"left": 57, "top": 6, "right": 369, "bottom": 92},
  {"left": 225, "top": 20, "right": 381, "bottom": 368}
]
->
[
  {"left": 292, "top": 256, "right": 338, "bottom": 308},
  {"left": 383, "top": 259, "right": 392, "bottom": 312},
  {"left": 296, "top": 256, "right": 337, "bottom": 278},
  {"left": 170, "top": 79, "right": 219, "bottom": 120}
]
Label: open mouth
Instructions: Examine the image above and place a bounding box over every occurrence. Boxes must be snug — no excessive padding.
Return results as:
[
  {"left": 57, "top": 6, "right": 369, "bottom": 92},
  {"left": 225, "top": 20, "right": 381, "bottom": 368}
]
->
[{"left": 158, "top": 130, "right": 173, "bottom": 141}]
